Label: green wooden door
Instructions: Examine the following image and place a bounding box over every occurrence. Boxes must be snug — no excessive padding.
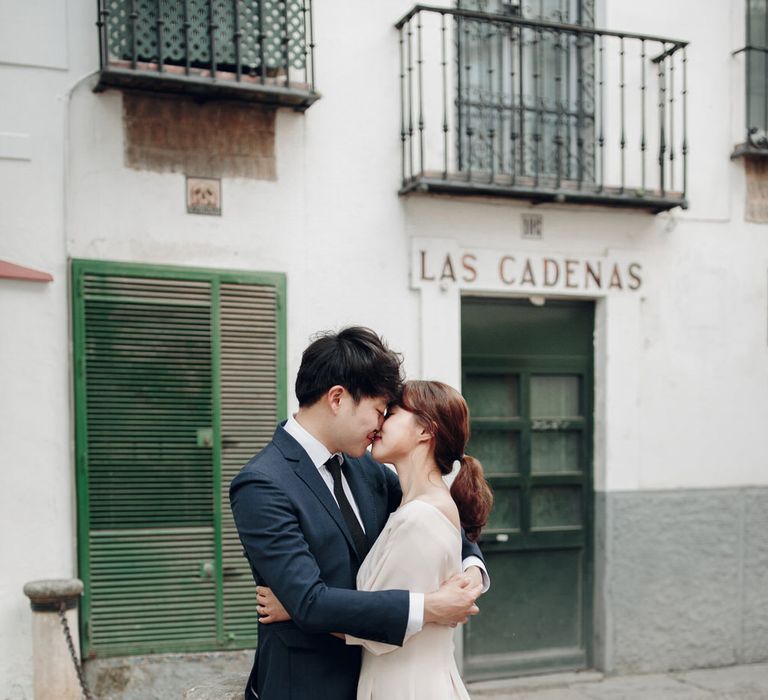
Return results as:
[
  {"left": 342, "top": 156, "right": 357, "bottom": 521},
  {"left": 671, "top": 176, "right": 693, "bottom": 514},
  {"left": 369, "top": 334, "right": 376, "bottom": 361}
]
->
[
  {"left": 72, "top": 260, "right": 286, "bottom": 657},
  {"left": 461, "top": 297, "right": 594, "bottom": 680}
]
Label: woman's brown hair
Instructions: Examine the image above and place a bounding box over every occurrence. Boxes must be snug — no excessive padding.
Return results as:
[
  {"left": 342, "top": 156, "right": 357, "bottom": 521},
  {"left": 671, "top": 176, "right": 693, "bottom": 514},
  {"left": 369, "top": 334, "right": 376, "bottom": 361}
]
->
[{"left": 399, "top": 380, "right": 493, "bottom": 542}]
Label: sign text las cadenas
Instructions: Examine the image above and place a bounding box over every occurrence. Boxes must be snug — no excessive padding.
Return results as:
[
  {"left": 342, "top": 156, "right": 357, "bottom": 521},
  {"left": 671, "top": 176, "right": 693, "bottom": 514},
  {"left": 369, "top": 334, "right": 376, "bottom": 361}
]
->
[{"left": 418, "top": 250, "right": 642, "bottom": 291}]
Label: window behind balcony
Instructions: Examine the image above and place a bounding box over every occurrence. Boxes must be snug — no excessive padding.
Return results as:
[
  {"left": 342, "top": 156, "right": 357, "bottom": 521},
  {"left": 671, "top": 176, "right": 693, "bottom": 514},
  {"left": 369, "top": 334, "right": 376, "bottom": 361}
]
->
[
  {"left": 746, "top": 0, "right": 768, "bottom": 150},
  {"left": 456, "top": 0, "right": 596, "bottom": 184}
]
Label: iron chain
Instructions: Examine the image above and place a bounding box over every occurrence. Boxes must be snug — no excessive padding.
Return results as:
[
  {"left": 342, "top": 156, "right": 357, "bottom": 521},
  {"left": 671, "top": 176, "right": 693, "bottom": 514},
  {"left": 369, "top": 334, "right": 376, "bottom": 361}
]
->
[{"left": 58, "top": 603, "right": 95, "bottom": 700}]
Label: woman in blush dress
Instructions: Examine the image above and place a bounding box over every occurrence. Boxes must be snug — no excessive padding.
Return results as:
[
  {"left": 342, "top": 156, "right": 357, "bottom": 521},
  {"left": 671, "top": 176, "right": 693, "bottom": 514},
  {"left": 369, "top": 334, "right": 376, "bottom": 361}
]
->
[{"left": 344, "top": 380, "right": 494, "bottom": 700}]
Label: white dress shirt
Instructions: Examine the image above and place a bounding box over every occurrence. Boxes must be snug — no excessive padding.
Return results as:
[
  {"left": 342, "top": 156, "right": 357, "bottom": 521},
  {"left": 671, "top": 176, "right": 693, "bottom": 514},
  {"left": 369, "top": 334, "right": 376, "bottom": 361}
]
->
[{"left": 283, "top": 414, "right": 489, "bottom": 640}]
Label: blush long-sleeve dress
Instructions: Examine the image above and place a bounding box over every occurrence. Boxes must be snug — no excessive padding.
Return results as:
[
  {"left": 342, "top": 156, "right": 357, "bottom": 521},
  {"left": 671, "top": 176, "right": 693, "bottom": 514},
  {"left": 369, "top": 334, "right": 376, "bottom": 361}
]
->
[{"left": 345, "top": 498, "right": 471, "bottom": 700}]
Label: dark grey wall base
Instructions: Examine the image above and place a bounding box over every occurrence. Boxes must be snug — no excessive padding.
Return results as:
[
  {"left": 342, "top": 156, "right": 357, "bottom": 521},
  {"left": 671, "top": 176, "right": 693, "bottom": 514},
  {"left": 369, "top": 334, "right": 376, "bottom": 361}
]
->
[{"left": 594, "top": 487, "right": 768, "bottom": 674}]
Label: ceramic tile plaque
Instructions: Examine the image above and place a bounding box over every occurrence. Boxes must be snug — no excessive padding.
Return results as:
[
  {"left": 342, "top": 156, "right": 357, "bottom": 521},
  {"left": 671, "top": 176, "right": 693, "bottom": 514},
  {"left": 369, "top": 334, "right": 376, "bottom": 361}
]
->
[{"left": 187, "top": 177, "right": 222, "bottom": 216}]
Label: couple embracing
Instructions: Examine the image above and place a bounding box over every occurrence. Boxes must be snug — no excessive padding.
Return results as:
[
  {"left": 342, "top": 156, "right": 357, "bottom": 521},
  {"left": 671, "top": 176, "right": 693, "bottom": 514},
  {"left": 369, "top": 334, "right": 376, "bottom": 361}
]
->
[{"left": 230, "top": 327, "right": 494, "bottom": 700}]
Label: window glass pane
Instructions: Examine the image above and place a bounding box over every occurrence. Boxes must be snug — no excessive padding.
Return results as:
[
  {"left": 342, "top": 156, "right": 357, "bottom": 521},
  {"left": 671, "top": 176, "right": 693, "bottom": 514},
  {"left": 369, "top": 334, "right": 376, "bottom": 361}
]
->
[
  {"left": 468, "top": 429, "right": 520, "bottom": 474},
  {"left": 747, "top": 50, "right": 768, "bottom": 132},
  {"left": 530, "top": 486, "right": 582, "bottom": 529},
  {"left": 748, "top": 0, "right": 767, "bottom": 47},
  {"left": 455, "top": 1, "right": 595, "bottom": 181},
  {"left": 531, "top": 431, "right": 580, "bottom": 473},
  {"left": 747, "top": 1, "right": 768, "bottom": 133},
  {"left": 464, "top": 373, "right": 519, "bottom": 418},
  {"left": 530, "top": 375, "right": 580, "bottom": 417},
  {"left": 486, "top": 486, "right": 521, "bottom": 532}
]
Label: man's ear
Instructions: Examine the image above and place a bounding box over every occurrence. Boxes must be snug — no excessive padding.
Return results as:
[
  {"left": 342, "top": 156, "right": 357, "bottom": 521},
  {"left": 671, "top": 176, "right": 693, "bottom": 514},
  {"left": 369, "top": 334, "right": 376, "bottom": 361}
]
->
[{"left": 326, "top": 385, "right": 345, "bottom": 415}]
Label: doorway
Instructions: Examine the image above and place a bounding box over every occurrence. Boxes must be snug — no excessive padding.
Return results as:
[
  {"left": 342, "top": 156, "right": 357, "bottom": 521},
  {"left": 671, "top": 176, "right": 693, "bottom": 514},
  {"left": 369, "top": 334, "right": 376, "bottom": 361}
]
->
[{"left": 461, "top": 296, "right": 594, "bottom": 679}]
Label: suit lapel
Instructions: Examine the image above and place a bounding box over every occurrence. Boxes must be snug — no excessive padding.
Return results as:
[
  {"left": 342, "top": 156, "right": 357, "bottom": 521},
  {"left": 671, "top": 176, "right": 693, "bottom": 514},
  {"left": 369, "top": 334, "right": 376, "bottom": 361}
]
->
[
  {"left": 342, "top": 456, "right": 378, "bottom": 553},
  {"left": 276, "top": 429, "right": 361, "bottom": 562}
]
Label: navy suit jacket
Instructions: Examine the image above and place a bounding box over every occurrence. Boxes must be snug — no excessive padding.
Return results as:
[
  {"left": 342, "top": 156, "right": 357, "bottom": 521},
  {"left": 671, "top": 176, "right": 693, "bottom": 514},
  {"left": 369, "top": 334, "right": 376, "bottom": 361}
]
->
[{"left": 230, "top": 423, "right": 484, "bottom": 700}]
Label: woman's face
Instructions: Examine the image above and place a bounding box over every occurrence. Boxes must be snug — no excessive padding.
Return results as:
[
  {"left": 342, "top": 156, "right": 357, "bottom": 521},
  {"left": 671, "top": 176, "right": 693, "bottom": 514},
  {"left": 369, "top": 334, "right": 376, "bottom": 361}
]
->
[{"left": 371, "top": 405, "right": 425, "bottom": 465}]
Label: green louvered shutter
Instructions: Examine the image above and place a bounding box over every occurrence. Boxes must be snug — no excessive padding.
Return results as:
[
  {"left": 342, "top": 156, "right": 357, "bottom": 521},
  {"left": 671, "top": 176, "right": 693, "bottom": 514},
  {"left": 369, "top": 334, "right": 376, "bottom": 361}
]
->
[
  {"left": 220, "top": 283, "right": 280, "bottom": 644},
  {"left": 73, "top": 261, "right": 286, "bottom": 657}
]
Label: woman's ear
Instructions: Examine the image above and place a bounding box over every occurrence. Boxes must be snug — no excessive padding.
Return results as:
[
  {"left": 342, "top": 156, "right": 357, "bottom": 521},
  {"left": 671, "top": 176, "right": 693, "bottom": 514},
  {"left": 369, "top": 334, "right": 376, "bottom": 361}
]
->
[{"left": 416, "top": 424, "right": 434, "bottom": 444}]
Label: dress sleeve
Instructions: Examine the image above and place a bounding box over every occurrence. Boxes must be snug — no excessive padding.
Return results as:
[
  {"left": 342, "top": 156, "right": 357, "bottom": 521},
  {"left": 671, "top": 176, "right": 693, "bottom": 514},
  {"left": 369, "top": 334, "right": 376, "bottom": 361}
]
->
[{"left": 346, "top": 503, "right": 456, "bottom": 655}]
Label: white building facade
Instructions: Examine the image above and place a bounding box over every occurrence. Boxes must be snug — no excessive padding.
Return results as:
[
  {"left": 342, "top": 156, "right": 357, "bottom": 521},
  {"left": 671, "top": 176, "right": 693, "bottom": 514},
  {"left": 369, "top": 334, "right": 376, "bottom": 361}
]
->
[{"left": 1, "top": 0, "right": 767, "bottom": 696}]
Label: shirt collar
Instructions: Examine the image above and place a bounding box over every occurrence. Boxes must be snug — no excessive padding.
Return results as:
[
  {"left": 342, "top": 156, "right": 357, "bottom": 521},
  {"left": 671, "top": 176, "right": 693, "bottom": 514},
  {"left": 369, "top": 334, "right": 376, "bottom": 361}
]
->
[{"left": 284, "top": 414, "right": 344, "bottom": 469}]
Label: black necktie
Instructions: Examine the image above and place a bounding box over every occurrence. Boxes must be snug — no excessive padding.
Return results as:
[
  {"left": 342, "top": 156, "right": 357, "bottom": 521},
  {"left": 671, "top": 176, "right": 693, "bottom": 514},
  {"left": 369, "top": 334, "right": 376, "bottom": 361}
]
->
[{"left": 325, "top": 455, "right": 367, "bottom": 560}]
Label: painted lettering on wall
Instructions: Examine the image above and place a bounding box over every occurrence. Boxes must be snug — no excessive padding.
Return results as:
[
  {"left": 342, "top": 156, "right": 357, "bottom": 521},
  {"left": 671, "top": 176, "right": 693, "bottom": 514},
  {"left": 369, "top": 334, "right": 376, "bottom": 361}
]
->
[{"left": 418, "top": 250, "right": 643, "bottom": 292}]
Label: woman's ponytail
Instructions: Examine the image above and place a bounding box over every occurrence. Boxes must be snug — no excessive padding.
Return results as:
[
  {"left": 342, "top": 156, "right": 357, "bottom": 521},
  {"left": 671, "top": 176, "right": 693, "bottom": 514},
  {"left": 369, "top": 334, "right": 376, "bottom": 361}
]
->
[
  {"left": 399, "top": 380, "right": 494, "bottom": 542},
  {"left": 450, "top": 455, "right": 493, "bottom": 542}
]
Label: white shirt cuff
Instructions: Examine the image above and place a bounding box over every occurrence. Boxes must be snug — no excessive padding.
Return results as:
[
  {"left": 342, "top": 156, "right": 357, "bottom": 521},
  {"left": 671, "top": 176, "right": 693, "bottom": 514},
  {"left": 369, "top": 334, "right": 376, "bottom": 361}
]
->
[
  {"left": 462, "top": 556, "right": 491, "bottom": 593},
  {"left": 405, "top": 592, "right": 424, "bottom": 641}
]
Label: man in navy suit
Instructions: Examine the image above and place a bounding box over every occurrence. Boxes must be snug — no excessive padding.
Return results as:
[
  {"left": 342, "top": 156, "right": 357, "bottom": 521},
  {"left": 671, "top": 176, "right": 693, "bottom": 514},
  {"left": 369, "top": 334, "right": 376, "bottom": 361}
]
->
[{"left": 230, "top": 327, "right": 487, "bottom": 700}]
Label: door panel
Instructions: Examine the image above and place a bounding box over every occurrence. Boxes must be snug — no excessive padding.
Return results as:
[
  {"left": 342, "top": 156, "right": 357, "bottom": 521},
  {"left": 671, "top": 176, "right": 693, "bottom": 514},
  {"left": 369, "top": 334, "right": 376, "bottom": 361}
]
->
[
  {"left": 462, "top": 297, "right": 593, "bottom": 680},
  {"left": 219, "top": 282, "right": 282, "bottom": 647},
  {"left": 82, "top": 275, "right": 218, "bottom": 654}
]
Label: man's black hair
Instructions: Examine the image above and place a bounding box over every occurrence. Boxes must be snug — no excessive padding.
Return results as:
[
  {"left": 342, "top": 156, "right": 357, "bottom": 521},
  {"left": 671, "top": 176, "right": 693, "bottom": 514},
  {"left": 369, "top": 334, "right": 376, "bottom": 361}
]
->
[{"left": 295, "top": 326, "right": 404, "bottom": 407}]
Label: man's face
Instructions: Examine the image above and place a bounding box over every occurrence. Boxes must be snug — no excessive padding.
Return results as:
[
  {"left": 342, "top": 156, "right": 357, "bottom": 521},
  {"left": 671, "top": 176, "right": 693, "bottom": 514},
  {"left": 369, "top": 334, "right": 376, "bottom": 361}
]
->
[{"left": 333, "top": 393, "right": 388, "bottom": 457}]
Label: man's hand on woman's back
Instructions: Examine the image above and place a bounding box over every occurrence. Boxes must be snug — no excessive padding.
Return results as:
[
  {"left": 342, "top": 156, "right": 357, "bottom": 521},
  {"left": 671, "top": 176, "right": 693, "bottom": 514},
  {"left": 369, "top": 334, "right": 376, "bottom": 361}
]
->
[
  {"left": 256, "top": 586, "right": 291, "bottom": 624},
  {"left": 424, "top": 574, "right": 483, "bottom": 627}
]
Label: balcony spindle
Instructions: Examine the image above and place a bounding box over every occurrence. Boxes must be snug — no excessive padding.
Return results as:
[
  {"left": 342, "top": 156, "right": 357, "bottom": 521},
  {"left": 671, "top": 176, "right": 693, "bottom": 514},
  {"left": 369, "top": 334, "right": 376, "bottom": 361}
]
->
[
  {"left": 746, "top": 7, "right": 753, "bottom": 146},
  {"left": 682, "top": 46, "right": 688, "bottom": 198},
  {"left": 282, "top": 0, "right": 290, "bottom": 87},
  {"left": 208, "top": 0, "right": 218, "bottom": 79},
  {"left": 183, "top": 0, "right": 191, "bottom": 75},
  {"left": 597, "top": 34, "right": 604, "bottom": 193},
  {"left": 509, "top": 25, "right": 518, "bottom": 185},
  {"left": 400, "top": 26, "right": 407, "bottom": 183},
  {"left": 576, "top": 34, "right": 584, "bottom": 189},
  {"left": 96, "top": 0, "right": 109, "bottom": 69},
  {"left": 407, "top": 18, "right": 415, "bottom": 180},
  {"left": 441, "top": 12, "right": 449, "bottom": 180},
  {"left": 456, "top": 16, "right": 464, "bottom": 171},
  {"left": 233, "top": 0, "right": 242, "bottom": 82},
  {"left": 640, "top": 39, "right": 646, "bottom": 193},
  {"left": 564, "top": 11, "right": 573, "bottom": 179},
  {"left": 129, "top": 0, "right": 138, "bottom": 70},
  {"left": 497, "top": 22, "right": 504, "bottom": 179},
  {"left": 534, "top": 26, "right": 543, "bottom": 188},
  {"left": 488, "top": 22, "right": 496, "bottom": 184},
  {"left": 657, "top": 43, "right": 667, "bottom": 196},
  {"left": 619, "top": 36, "right": 626, "bottom": 193},
  {"left": 668, "top": 51, "right": 675, "bottom": 192},
  {"left": 301, "top": 0, "right": 309, "bottom": 86},
  {"left": 518, "top": 26, "right": 525, "bottom": 179},
  {"left": 258, "top": 0, "right": 266, "bottom": 84},
  {"left": 308, "top": 0, "right": 315, "bottom": 90},
  {"left": 465, "top": 19, "right": 473, "bottom": 181},
  {"left": 555, "top": 29, "right": 564, "bottom": 189},
  {"left": 156, "top": 0, "right": 164, "bottom": 73},
  {"left": 417, "top": 13, "right": 425, "bottom": 177}
]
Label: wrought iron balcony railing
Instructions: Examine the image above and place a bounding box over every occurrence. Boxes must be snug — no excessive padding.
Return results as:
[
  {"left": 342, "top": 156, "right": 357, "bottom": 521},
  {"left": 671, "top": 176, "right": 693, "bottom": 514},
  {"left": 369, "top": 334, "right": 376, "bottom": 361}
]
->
[
  {"left": 396, "top": 4, "right": 688, "bottom": 212},
  {"left": 96, "top": 0, "right": 318, "bottom": 111}
]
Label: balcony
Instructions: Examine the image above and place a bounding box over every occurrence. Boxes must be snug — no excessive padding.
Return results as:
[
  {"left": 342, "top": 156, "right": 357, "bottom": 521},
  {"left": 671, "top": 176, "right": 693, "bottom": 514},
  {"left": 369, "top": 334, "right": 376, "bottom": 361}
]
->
[
  {"left": 396, "top": 4, "right": 688, "bottom": 213},
  {"left": 96, "top": 0, "right": 319, "bottom": 111}
]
